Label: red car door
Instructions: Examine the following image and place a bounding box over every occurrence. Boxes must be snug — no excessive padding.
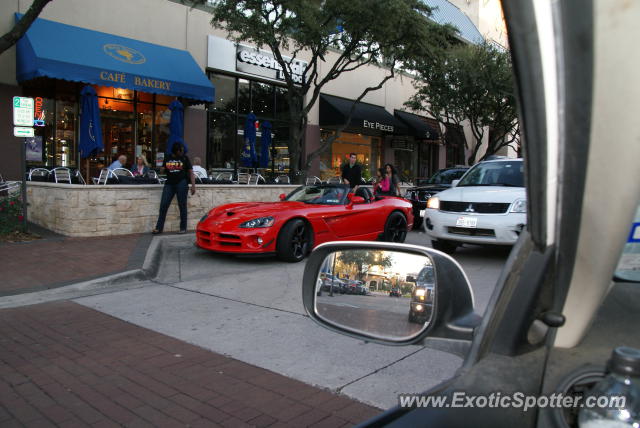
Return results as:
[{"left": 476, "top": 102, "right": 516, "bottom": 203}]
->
[{"left": 320, "top": 200, "right": 385, "bottom": 239}]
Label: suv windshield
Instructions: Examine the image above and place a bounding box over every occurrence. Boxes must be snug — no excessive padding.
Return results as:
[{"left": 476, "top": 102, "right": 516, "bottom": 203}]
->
[
  {"left": 286, "top": 185, "right": 348, "bottom": 205},
  {"left": 416, "top": 266, "right": 435, "bottom": 284},
  {"left": 457, "top": 161, "right": 524, "bottom": 187},
  {"left": 429, "top": 169, "right": 467, "bottom": 185}
]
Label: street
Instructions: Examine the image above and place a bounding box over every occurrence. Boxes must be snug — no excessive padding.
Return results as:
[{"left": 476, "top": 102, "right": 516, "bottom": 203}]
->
[{"left": 61, "top": 229, "right": 511, "bottom": 409}]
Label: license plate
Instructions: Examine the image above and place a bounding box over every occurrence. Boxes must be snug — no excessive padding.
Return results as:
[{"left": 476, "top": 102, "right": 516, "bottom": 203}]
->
[
  {"left": 419, "top": 209, "right": 426, "bottom": 217},
  {"left": 456, "top": 216, "right": 477, "bottom": 228}
]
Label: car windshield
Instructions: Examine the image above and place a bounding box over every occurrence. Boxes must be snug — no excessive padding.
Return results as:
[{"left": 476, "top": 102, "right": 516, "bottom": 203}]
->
[
  {"left": 429, "top": 169, "right": 467, "bottom": 184},
  {"left": 416, "top": 266, "right": 435, "bottom": 284},
  {"left": 286, "top": 185, "right": 348, "bottom": 205},
  {"left": 457, "top": 161, "right": 524, "bottom": 187}
]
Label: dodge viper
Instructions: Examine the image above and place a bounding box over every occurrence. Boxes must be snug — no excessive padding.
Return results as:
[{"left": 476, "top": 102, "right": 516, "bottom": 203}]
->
[{"left": 196, "top": 184, "right": 414, "bottom": 262}]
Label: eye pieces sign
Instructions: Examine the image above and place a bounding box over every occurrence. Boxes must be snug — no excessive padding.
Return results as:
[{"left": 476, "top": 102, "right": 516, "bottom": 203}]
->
[
  {"left": 236, "top": 47, "right": 307, "bottom": 84},
  {"left": 363, "top": 120, "right": 394, "bottom": 133}
]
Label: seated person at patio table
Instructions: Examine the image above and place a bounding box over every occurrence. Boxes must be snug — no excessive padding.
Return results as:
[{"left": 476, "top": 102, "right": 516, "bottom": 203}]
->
[
  {"left": 109, "top": 154, "right": 127, "bottom": 171},
  {"left": 192, "top": 157, "right": 208, "bottom": 178},
  {"left": 131, "top": 155, "right": 150, "bottom": 177}
]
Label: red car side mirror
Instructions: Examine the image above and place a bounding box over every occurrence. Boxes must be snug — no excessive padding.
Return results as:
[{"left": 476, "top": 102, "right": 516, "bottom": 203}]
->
[
  {"left": 279, "top": 193, "right": 286, "bottom": 201},
  {"left": 348, "top": 194, "right": 365, "bottom": 205}
]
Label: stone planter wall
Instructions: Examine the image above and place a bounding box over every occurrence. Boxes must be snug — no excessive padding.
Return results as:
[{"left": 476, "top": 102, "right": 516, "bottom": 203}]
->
[{"left": 26, "top": 182, "right": 297, "bottom": 237}]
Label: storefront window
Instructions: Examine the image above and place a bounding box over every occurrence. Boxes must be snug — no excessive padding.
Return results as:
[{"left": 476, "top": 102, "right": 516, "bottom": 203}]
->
[
  {"left": 155, "top": 104, "right": 171, "bottom": 167},
  {"left": 137, "top": 103, "right": 154, "bottom": 166},
  {"left": 275, "top": 86, "right": 290, "bottom": 120},
  {"left": 252, "top": 82, "right": 274, "bottom": 118},
  {"left": 55, "top": 98, "right": 78, "bottom": 168},
  {"left": 319, "top": 131, "right": 375, "bottom": 182},
  {"left": 27, "top": 97, "right": 55, "bottom": 168},
  {"left": 210, "top": 73, "right": 236, "bottom": 113},
  {"left": 238, "top": 79, "right": 251, "bottom": 114},
  {"left": 270, "top": 122, "right": 290, "bottom": 173},
  {"left": 209, "top": 112, "right": 237, "bottom": 169}
]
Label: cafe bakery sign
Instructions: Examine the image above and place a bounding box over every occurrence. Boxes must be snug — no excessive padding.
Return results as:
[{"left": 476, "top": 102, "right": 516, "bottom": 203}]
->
[{"left": 236, "top": 45, "right": 307, "bottom": 84}]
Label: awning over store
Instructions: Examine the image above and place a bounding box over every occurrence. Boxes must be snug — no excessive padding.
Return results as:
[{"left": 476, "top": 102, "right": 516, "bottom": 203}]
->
[
  {"left": 320, "top": 94, "right": 408, "bottom": 134},
  {"left": 394, "top": 110, "right": 440, "bottom": 140},
  {"left": 16, "top": 15, "right": 214, "bottom": 102}
]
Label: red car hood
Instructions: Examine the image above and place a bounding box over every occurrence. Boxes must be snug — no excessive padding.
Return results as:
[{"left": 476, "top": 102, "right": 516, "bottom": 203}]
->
[{"left": 203, "top": 201, "right": 307, "bottom": 226}]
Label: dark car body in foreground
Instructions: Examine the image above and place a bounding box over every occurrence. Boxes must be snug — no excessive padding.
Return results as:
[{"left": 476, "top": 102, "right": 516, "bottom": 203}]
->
[
  {"left": 405, "top": 167, "right": 469, "bottom": 223},
  {"left": 196, "top": 184, "right": 413, "bottom": 262}
]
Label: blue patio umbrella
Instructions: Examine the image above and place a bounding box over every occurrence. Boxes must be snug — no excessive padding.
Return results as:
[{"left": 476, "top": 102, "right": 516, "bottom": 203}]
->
[
  {"left": 259, "top": 121, "right": 272, "bottom": 168},
  {"left": 166, "top": 100, "right": 188, "bottom": 154},
  {"left": 240, "top": 113, "right": 257, "bottom": 167},
  {"left": 79, "top": 86, "right": 103, "bottom": 158}
]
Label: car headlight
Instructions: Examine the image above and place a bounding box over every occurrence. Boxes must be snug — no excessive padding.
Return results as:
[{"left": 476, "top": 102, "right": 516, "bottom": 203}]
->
[
  {"left": 415, "top": 304, "right": 424, "bottom": 311},
  {"left": 199, "top": 213, "right": 208, "bottom": 222},
  {"left": 510, "top": 199, "right": 527, "bottom": 213},
  {"left": 415, "top": 289, "right": 426, "bottom": 297},
  {"left": 427, "top": 197, "right": 440, "bottom": 210},
  {"left": 239, "top": 216, "right": 275, "bottom": 228}
]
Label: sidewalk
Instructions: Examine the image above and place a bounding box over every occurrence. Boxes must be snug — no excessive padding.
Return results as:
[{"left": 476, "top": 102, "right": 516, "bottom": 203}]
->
[
  {"left": 0, "top": 228, "right": 382, "bottom": 427},
  {"left": 0, "top": 224, "right": 152, "bottom": 297}
]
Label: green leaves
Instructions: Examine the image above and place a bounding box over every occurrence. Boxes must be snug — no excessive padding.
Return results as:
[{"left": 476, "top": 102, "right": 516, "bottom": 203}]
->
[{"left": 408, "top": 41, "right": 519, "bottom": 164}]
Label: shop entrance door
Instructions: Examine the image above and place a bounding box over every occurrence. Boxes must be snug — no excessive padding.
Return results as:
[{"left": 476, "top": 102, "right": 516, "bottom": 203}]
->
[{"left": 101, "top": 111, "right": 136, "bottom": 172}]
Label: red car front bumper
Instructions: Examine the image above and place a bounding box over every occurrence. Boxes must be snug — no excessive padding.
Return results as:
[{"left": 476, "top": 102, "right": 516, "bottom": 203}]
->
[{"left": 195, "top": 224, "right": 279, "bottom": 254}]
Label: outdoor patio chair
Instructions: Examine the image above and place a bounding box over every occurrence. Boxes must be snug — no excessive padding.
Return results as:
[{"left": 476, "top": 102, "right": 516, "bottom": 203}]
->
[
  {"left": 216, "top": 172, "right": 233, "bottom": 181},
  {"left": 250, "top": 173, "right": 264, "bottom": 185},
  {"left": 325, "top": 176, "right": 342, "bottom": 184},
  {"left": 111, "top": 168, "right": 134, "bottom": 178},
  {"left": 194, "top": 170, "right": 207, "bottom": 183},
  {"left": 74, "top": 170, "right": 87, "bottom": 185},
  {"left": 28, "top": 168, "right": 50, "bottom": 181},
  {"left": 95, "top": 168, "right": 111, "bottom": 185},
  {"left": 275, "top": 175, "right": 290, "bottom": 184},
  {"left": 305, "top": 176, "right": 321, "bottom": 185},
  {"left": 237, "top": 173, "right": 251, "bottom": 185},
  {"left": 51, "top": 167, "right": 72, "bottom": 184}
]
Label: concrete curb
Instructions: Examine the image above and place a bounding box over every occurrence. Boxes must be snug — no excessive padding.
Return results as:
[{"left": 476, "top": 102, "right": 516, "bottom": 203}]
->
[{"left": 0, "top": 234, "right": 196, "bottom": 309}]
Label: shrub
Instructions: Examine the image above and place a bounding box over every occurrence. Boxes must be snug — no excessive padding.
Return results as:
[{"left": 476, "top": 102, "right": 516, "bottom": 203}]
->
[{"left": 0, "top": 193, "right": 24, "bottom": 235}]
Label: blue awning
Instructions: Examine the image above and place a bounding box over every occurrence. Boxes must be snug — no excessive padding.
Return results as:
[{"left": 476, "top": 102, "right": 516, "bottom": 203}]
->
[{"left": 16, "top": 15, "right": 214, "bottom": 102}]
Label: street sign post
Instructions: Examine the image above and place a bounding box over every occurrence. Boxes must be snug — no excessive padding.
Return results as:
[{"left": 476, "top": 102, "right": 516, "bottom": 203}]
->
[{"left": 12, "top": 96, "right": 34, "bottom": 233}]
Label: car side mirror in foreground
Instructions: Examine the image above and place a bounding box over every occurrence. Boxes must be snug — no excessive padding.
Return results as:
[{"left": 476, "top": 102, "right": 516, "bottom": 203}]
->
[
  {"left": 302, "top": 241, "right": 479, "bottom": 345},
  {"left": 451, "top": 179, "right": 460, "bottom": 188},
  {"left": 279, "top": 193, "right": 286, "bottom": 201}
]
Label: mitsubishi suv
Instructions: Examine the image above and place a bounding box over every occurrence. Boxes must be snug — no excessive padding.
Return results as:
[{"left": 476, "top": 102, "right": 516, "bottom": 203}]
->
[{"left": 423, "top": 159, "right": 526, "bottom": 253}]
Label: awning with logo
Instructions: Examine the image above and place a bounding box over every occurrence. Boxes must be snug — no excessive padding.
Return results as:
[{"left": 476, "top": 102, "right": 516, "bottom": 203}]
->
[
  {"left": 319, "top": 94, "right": 407, "bottom": 134},
  {"left": 394, "top": 110, "right": 440, "bottom": 140},
  {"left": 16, "top": 15, "right": 214, "bottom": 102}
]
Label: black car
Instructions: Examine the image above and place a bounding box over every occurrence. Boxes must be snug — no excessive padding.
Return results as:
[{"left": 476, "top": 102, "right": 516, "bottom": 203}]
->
[
  {"left": 408, "top": 266, "right": 435, "bottom": 324},
  {"left": 389, "top": 287, "right": 401, "bottom": 297},
  {"left": 405, "top": 167, "right": 469, "bottom": 223}
]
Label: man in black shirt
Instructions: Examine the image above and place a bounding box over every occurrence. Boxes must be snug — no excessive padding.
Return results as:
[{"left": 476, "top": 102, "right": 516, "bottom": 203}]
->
[{"left": 341, "top": 153, "right": 362, "bottom": 189}]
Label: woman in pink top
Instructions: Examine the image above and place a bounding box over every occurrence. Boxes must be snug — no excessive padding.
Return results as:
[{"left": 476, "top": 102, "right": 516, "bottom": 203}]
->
[{"left": 374, "top": 167, "right": 392, "bottom": 195}]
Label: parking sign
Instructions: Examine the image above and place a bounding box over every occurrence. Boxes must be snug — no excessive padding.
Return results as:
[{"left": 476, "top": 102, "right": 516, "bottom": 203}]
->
[{"left": 13, "top": 96, "right": 35, "bottom": 127}]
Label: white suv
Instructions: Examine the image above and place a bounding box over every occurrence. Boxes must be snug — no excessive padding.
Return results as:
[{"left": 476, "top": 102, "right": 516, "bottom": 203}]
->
[{"left": 423, "top": 159, "right": 526, "bottom": 253}]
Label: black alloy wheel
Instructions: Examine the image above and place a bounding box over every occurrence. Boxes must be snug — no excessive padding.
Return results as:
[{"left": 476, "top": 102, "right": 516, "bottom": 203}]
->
[
  {"left": 383, "top": 212, "right": 408, "bottom": 243},
  {"left": 277, "top": 219, "right": 312, "bottom": 262}
]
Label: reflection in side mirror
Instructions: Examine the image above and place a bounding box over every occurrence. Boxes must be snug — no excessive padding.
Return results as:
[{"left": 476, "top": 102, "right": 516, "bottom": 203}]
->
[
  {"left": 314, "top": 249, "right": 435, "bottom": 341},
  {"left": 279, "top": 193, "right": 286, "bottom": 201}
]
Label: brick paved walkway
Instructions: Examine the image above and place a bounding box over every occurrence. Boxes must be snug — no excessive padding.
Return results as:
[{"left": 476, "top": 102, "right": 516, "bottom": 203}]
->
[
  {"left": 0, "top": 302, "right": 380, "bottom": 427},
  {"left": 0, "top": 233, "right": 151, "bottom": 296}
]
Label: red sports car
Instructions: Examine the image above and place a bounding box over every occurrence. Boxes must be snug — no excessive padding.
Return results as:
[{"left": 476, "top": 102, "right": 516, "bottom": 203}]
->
[{"left": 196, "top": 184, "right": 414, "bottom": 262}]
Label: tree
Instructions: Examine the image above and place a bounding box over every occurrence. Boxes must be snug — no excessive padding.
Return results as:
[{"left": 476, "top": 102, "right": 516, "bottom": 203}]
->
[
  {"left": 405, "top": 41, "right": 519, "bottom": 165},
  {"left": 0, "top": 0, "right": 53, "bottom": 55},
  {"left": 337, "top": 250, "right": 392, "bottom": 281},
  {"left": 194, "top": 0, "right": 453, "bottom": 181}
]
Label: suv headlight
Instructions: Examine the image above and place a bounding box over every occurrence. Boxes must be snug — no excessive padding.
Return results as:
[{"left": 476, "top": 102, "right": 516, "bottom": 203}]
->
[
  {"left": 239, "top": 216, "right": 275, "bottom": 228},
  {"left": 510, "top": 199, "right": 527, "bottom": 213},
  {"left": 427, "top": 197, "right": 440, "bottom": 210}
]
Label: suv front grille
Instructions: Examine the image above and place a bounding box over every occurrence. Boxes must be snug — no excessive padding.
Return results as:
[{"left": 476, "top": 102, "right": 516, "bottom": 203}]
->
[
  {"left": 448, "top": 227, "right": 495, "bottom": 237},
  {"left": 440, "top": 201, "right": 510, "bottom": 214}
]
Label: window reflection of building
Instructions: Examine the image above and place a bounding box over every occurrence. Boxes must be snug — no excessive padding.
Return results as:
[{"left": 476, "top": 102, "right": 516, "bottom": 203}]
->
[{"left": 207, "top": 72, "right": 298, "bottom": 175}]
